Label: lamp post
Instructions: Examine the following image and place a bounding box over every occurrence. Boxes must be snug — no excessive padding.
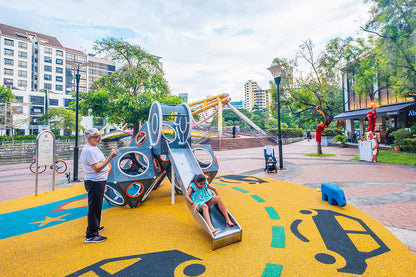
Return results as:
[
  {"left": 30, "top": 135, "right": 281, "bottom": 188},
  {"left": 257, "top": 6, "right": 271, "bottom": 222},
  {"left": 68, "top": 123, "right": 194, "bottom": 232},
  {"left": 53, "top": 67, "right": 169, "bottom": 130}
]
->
[
  {"left": 268, "top": 65, "right": 284, "bottom": 170},
  {"left": 67, "top": 61, "right": 90, "bottom": 182}
]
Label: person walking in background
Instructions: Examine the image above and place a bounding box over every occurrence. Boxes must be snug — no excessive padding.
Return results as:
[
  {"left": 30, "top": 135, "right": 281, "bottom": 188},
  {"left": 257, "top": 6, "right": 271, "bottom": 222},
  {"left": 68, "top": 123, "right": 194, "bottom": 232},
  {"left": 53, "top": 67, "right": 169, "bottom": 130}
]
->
[
  {"left": 306, "top": 129, "right": 312, "bottom": 141},
  {"left": 232, "top": 125, "right": 237, "bottom": 138},
  {"left": 81, "top": 128, "right": 119, "bottom": 243}
]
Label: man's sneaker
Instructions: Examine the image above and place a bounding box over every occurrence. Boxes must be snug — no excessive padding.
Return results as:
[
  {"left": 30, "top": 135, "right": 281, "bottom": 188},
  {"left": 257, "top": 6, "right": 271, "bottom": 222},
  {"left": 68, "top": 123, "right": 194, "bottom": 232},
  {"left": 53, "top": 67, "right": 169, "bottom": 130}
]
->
[
  {"left": 85, "top": 235, "right": 107, "bottom": 243},
  {"left": 85, "top": 226, "right": 104, "bottom": 237}
]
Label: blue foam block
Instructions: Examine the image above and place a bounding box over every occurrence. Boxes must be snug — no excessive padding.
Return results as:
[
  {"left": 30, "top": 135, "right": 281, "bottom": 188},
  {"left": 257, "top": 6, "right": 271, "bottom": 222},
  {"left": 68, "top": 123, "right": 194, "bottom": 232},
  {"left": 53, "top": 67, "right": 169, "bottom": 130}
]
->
[{"left": 321, "top": 183, "right": 347, "bottom": 207}]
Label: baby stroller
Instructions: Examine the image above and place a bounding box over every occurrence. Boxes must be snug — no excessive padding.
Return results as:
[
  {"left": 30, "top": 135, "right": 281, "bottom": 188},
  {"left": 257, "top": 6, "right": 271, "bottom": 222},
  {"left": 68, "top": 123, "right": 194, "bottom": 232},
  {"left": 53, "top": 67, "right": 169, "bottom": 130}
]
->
[{"left": 263, "top": 145, "right": 277, "bottom": 173}]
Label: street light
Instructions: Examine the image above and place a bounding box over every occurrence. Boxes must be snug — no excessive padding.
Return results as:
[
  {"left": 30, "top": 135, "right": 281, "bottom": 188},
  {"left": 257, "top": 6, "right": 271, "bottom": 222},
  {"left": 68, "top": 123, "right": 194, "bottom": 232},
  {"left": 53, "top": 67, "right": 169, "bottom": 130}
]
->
[
  {"left": 268, "top": 65, "right": 284, "bottom": 170},
  {"left": 67, "top": 61, "right": 90, "bottom": 182}
]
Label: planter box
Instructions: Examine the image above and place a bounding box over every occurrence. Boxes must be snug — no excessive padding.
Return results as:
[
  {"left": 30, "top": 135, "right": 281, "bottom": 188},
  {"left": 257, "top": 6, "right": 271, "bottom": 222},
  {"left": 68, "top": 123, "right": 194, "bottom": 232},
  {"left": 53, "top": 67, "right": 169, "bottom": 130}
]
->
[{"left": 321, "top": 136, "right": 333, "bottom": 146}]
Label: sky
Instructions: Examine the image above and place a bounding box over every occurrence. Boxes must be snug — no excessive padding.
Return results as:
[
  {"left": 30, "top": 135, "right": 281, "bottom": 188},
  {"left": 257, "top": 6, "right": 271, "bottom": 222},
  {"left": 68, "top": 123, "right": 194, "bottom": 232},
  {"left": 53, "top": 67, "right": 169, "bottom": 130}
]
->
[{"left": 0, "top": 0, "right": 372, "bottom": 102}]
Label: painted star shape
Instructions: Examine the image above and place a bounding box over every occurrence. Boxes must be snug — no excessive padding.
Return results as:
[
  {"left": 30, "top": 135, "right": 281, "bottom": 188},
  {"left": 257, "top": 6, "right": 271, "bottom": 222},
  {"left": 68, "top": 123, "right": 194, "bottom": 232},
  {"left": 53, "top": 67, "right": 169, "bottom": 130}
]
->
[{"left": 30, "top": 213, "right": 70, "bottom": 227}]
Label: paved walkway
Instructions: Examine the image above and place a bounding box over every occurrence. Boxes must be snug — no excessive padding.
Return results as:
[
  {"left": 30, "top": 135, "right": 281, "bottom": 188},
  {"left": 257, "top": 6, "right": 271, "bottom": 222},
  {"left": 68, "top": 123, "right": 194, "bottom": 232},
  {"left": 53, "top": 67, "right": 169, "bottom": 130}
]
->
[{"left": 1, "top": 139, "right": 415, "bottom": 257}]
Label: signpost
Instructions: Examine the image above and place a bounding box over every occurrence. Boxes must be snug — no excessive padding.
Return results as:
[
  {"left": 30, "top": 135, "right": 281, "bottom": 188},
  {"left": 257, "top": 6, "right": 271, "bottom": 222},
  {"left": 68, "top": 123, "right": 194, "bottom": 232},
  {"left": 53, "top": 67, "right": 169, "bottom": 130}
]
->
[{"left": 35, "top": 130, "right": 55, "bottom": 196}]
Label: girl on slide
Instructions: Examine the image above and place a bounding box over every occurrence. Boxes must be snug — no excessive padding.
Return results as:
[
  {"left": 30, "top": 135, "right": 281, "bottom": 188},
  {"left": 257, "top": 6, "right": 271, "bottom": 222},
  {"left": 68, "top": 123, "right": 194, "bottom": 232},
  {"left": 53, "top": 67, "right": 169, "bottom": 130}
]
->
[{"left": 185, "top": 173, "right": 234, "bottom": 234}]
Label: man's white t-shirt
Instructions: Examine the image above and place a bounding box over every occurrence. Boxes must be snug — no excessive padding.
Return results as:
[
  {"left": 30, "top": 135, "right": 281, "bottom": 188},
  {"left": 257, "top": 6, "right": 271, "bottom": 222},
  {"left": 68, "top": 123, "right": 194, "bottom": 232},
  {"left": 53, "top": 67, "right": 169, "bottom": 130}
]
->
[{"left": 80, "top": 144, "right": 110, "bottom": 181}]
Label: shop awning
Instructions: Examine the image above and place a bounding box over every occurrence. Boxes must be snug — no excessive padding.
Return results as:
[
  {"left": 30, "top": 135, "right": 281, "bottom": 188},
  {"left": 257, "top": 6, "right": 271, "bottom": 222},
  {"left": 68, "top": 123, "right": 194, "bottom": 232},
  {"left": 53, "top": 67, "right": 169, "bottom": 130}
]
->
[{"left": 333, "top": 101, "right": 416, "bottom": 120}]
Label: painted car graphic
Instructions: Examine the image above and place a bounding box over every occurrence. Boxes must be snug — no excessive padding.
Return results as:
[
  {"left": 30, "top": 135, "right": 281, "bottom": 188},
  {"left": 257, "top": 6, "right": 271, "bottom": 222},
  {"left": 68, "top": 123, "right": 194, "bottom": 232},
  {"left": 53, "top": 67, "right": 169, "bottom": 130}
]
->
[
  {"left": 290, "top": 209, "right": 390, "bottom": 274},
  {"left": 66, "top": 250, "right": 205, "bottom": 277}
]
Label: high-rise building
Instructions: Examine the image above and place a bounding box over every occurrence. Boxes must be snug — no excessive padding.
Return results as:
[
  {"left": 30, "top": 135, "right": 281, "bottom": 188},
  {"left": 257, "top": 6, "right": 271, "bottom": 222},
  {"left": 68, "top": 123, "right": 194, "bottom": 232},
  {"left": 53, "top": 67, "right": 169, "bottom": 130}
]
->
[
  {"left": 244, "top": 80, "right": 260, "bottom": 111},
  {"left": 244, "top": 80, "right": 270, "bottom": 111},
  {"left": 0, "top": 23, "right": 115, "bottom": 135}
]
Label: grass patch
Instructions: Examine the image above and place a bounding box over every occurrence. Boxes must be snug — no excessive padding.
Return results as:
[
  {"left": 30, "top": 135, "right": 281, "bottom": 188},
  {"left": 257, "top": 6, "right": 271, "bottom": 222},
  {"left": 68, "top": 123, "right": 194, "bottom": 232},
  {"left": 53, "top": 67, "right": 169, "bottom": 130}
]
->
[
  {"left": 305, "top": 153, "right": 336, "bottom": 157},
  {"left": 352, "top": 150, "right": 416, "bottom": 165}
]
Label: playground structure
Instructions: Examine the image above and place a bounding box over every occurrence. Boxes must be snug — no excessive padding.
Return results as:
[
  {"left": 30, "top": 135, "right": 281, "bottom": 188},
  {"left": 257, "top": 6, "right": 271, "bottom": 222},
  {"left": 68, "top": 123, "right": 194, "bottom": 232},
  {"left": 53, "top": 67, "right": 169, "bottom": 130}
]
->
[
  {"left": 102, "top": 93, "right": 267, "bottom": 144},
  {"left": 104, "top": 101, "right": 242, "bottom": 249}
]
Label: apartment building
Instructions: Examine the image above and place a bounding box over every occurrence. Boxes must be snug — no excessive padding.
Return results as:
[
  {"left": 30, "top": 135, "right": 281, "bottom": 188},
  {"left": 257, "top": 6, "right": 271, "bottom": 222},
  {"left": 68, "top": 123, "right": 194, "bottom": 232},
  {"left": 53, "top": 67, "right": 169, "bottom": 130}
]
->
[
  {"left": 0, "top": 23, "right": 116, "bottom": 136},
  {"left": 244, "top": 80, "right": 271, "bottom": 111}
]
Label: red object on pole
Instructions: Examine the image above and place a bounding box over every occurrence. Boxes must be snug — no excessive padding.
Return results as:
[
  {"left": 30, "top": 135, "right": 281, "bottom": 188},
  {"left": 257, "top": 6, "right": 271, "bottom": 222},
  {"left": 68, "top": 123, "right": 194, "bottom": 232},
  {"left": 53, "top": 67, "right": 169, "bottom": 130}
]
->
[
  {"left": 316, "top": 123, "right": 326, "bottom": 143},
  {"left": 367, "top": 111, "right": 377, "bottom": 132}
]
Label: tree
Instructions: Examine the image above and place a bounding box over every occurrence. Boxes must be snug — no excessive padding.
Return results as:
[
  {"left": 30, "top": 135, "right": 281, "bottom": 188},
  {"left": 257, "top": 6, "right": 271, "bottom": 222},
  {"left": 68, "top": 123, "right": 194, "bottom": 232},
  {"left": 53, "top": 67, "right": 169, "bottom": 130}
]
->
[
  {"left": 39, "top": 107, "right": 82, "bottom": 139},
  {"left": 363, "top": 0, "right": 416, "bottom": 99},
  {"left": 270, "top": 40, "right": 343, "bottom": 154},
  {"left": 0, "top": 86, "right": 15, "bottom": 140},
  {"left": 79, "top": 38, "right": 182, "bottom": 136},
  {"left": 322, "top": 36, "right": 388, "bottom": 102}
]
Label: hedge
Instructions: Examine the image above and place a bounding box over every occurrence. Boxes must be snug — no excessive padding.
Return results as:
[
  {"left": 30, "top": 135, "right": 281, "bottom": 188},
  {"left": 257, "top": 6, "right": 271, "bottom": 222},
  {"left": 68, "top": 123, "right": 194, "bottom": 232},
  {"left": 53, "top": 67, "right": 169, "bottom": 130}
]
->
[{"left": 269, "top": 128, "right": 303, "bottom": 138}]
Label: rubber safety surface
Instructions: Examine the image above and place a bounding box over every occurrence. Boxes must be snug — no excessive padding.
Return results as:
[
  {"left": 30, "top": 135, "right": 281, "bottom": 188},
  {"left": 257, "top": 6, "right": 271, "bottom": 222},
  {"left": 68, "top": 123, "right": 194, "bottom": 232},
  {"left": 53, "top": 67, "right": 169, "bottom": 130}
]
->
[{"left": 1, "top": 175, "right": 415, "bottom": 276}]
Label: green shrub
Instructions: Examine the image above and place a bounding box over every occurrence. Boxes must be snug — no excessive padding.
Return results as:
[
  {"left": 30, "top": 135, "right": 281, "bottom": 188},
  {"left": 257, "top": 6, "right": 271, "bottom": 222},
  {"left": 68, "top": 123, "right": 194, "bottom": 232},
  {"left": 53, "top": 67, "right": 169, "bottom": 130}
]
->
[
  {"left": 321, "top": 128, "right": 343, "bottom": 137},
  {"left": 391, "top": 129, "right": 412, "bottom": 146},
  {"left": 268, "top": 128, "right": 303, "bottom": 138},
  {"left": 333, "top": 134, "right": 346, "bottom": 144},
  {"left": 410, "top": 125, "right": 416, "bottom": 135},
  {"left": 401, "top": 145, "right": 416, "bottom": 153},
  {"left": 404, "top": 138, "right": 416, "bottom": 146},
  {"left": 14, "top": 135, "right": 37, "bottom": 140}
]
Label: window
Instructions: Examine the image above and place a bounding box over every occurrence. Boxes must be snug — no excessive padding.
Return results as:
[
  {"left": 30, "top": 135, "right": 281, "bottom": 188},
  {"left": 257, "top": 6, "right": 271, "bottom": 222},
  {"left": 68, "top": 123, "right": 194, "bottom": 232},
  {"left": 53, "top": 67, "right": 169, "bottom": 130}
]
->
[
  {"left": 18, "top": 51, "right": 27, "bottom": 58},
  {"left": 18, "top": 80, "right": 27, "bottom": 87},
  {"left": 56, "top": 67, "right": 63, "bottom": 74},
  {"left": 75, "top": 55, "right": 87, "bottom": 63},
  {"left": 15, "top": 96, "right": 23, "bottom": 102},
  {"left": 64, "top": 99, "right": 73, "bottom": 107},
  {"left": 56, "top": 50, "right": 63, "bottom": 56},
  {"left": 30, "top": 96, "right": 44, "bottom": 105},
  {"left": 44, "top": 56, "right": 52, "bottom": 63},
  {"left": 4, "top": 68, "right": 13, "bottom": 76},
  {"left": 18, "top": 60, "right": 27, "bottom": 68},
  {"left": 3, "top": 78, "right": 13, "bottom": 86},
  {"left": 18, "top": 41, "right": 28, "bottom": 49},
  {"left": 44, "top": 65, "right": 52, "bottom": 72},
  {"left": 56, "top": 58, "right": 63, "bottom": 65},
  {"left": 56, "top": 76, "right": 63, "bottom": 82},
  {"left": 4, "top": 49, "right": 13, "bottom": 56},
  {"left": 30, "top": 106, "right": 44, "bottom": 115},
  {"left": 18, "top": 70, "right": 27, "bottom": 78},
  {"left": 49, "top": 99, "right": 59, "bottom": 106},
  {"left": 44, "top": 74, "right": 52, "bottom": 80},
  {"left": 55, "top": 84, "right": 63, "bottom": 91},
  {"left": 4, "top": 59, "right": 13, "bottom": 66},
  {"left": 4, "top": 38, "right": 14, "bottom": 46},
  {"left": 44, "top": 47, "right": 52, "bottom": 54},
  {"left": 44, "top": 83, "right": 52, "bottom": 90}
]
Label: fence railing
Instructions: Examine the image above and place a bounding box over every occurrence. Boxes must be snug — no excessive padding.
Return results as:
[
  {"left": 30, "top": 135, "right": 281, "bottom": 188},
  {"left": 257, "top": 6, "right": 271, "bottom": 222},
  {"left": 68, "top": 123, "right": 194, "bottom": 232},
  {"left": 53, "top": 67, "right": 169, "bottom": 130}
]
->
[{"left": 0, "top": 140, "right": 118, "bottom": 165}]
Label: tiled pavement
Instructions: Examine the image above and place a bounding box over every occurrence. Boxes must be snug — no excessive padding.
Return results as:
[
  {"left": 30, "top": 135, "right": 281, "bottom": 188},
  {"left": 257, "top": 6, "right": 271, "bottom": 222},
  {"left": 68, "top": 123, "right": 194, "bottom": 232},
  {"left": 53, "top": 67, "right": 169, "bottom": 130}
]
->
[{"left": 1, "top": 139, "right": 415, "bottom": 257}]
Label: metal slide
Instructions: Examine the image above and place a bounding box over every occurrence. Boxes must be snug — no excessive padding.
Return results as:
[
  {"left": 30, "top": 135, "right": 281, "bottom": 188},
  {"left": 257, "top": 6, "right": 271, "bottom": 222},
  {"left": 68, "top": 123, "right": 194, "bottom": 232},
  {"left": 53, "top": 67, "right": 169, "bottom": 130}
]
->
[{"left": 167, "top": 143, "right": 242, "bottom": 250}]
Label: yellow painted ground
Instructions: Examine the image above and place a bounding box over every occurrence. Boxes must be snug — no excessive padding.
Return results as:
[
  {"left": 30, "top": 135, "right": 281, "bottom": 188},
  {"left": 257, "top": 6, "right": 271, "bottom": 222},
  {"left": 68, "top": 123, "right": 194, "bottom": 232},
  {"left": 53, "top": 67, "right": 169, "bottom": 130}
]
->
[{"left": 0, "top": 176, "right": 415, "bottom": 276}]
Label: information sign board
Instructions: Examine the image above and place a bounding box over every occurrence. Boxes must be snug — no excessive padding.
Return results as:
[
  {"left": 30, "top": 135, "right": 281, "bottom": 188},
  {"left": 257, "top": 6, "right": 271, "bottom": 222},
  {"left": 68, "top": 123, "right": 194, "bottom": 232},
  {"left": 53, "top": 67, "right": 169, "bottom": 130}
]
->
[{"left": 37, "top": 130, "right": 55, "bottom": 166}]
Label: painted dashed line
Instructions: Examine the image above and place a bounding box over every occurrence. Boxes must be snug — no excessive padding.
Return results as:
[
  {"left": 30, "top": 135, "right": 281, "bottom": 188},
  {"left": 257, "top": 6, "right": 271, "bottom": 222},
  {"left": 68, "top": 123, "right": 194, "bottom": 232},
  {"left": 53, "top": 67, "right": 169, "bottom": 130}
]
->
[
  {"left": 265, "top": 207, "right": 280, "bottom": 220},
  {"left": 262, "top": 263, "right": 283, "bottom": 277},
  {"left": 232, "top": 187, "right": 249, "bottom": 193},
  {"left": 231, "top": 185, "right": 284, "bottom": 277},
  {"left": 271, "top": 226, "right": 285, "bottom": 248},
  {"left": 251, "top": 195, "right": 266, "bottom": 203}
]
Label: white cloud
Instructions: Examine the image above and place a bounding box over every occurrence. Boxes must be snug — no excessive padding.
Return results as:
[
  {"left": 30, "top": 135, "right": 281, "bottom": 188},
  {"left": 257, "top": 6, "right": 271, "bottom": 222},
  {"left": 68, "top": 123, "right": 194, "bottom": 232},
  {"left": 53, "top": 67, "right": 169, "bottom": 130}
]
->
[{"left": 0, "top": 0, "right": 371, "bottom": 102}]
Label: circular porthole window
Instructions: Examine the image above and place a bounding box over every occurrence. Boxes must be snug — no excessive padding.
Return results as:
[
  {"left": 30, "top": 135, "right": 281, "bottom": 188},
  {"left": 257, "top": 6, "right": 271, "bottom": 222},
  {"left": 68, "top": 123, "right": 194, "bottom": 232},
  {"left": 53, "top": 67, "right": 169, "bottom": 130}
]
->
[
  {"left": 192, "top": 148, "right": 212, "bottom": 169},
  {"left": 126, "top": 182, "right": 144, "bottom": 198},
  {"left": 135, "top": 131, "right": 147, "bottom": 145},
  {"left": 118, "top": 151, "right": 149, "bottom": 177},
  {"left": 162, "top": 124, "right": 176, "bottom": 142}
]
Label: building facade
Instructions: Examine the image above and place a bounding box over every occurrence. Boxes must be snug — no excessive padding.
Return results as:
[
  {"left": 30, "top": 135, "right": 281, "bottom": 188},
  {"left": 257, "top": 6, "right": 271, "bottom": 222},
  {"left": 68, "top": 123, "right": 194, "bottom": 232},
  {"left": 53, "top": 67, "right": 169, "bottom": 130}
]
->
[
  {"left": 244, "top": 80, "right": 271, "bottom": 111},
  {"left": 334, "top": 70, "right": 416, "bottom": 143},
  {"left": 0, "top": 23, "right": 116, "bottom": 136}
]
